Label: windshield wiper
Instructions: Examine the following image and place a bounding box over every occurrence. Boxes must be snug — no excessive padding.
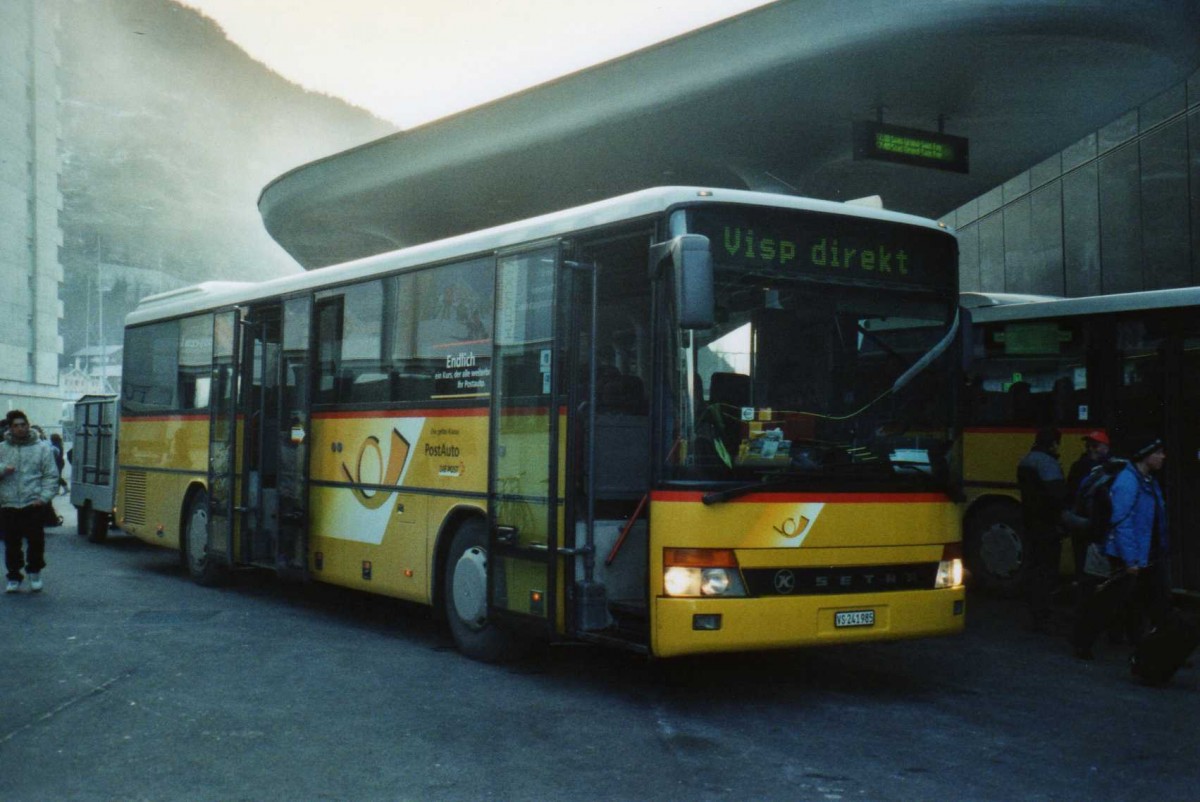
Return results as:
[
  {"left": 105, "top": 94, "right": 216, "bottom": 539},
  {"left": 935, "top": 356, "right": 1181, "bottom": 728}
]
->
[{"left": 702, "top": 474, "right": 811, "bottom": 505}]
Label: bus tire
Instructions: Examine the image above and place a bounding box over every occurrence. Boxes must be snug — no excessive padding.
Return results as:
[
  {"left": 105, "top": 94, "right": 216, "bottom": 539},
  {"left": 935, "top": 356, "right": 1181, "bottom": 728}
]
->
[
  {"left": 443, "top": 519, "right": 525, "bottom": 663},
  {"left": 181, "top": 490, "right": 227, "bottom": 587},
  {"left": 964, "top": 500, "right": 1026, "bottom": 595},
  {"left": 87, "top": 509, "right": 109, "bottom": 544}
]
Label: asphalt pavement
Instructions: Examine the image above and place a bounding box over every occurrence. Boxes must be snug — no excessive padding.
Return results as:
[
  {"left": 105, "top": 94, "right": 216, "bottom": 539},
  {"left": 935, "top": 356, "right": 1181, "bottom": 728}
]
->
[{"left": 2, "top": 497, "right": 1197, "bottom": 801}]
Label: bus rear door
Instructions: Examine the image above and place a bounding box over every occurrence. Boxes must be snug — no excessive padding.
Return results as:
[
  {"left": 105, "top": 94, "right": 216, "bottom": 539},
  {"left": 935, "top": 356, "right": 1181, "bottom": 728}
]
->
[
  {"left": 204, "top": 310, "right": 240, "bottom": 571},
  {"left": 237, "top": 301, "right": 311, "bottom": 578}
]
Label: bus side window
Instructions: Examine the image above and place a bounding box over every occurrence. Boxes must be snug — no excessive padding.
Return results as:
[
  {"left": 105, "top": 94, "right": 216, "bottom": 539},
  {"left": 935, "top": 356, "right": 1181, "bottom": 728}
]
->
[
  {"left": 389, "top": 260, "right": 494, "bottom": 404},
  {"left": 969, "top": 320, "right": 1088, "bottom": 427},
  {"left": 123, "top": 320, "right": 180, "bottom": 412},
  {"left": 314, "top": 297, "right": 343, "bottom": 405},
  {"left": 178, "top": 313, "right": 214, "bottom": 411}
]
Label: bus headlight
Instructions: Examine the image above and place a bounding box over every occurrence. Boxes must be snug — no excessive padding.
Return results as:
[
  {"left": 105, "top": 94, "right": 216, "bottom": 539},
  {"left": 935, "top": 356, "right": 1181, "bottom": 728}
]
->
[
  {"left": 663, "top": 549, "right": 747, "bottom": 597},
  {"left": 701, "top": 568, "right": 732, "bottom": 596},
  {"left": 935, "top": 543, "right": 964, "bottom": 589},
  {"left": 664, "top": 566, "right": 702, "bottom": 597}
]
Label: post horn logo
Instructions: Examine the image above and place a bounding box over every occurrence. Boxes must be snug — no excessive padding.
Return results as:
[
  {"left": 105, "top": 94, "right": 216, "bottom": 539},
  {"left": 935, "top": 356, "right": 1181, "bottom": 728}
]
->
[{"left": 341, "top": 428, "right": 411, "bottom": 509}]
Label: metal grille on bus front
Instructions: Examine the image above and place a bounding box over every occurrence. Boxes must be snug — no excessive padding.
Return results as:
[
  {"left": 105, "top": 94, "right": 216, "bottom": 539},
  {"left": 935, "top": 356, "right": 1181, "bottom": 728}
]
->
[
  {"left": 123, "top": 472, "right": 147, "bottom": 526},
  {"left": 741, "top": 563, "right": 938, "bottom": 596}
]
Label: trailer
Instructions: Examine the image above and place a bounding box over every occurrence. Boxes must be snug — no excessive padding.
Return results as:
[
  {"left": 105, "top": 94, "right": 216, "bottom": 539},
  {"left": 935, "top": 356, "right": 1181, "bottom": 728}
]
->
[{"left": 70, "top": 394, "right": 118, "bottom": 543}]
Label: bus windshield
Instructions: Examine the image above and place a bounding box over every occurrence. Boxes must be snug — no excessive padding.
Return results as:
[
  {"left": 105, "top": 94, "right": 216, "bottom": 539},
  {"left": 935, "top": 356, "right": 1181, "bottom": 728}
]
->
[{"left": 665, "top": 204, "right": 959, "bottom": 492}]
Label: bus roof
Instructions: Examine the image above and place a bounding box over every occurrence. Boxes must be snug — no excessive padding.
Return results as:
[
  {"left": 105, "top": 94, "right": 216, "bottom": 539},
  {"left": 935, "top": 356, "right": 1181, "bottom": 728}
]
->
[
  {"left": 129, "top": 186, "right": 952, "bottom": 326},
  {"left": 963, "top": 286, "right": 1200, "bottom": 323}
]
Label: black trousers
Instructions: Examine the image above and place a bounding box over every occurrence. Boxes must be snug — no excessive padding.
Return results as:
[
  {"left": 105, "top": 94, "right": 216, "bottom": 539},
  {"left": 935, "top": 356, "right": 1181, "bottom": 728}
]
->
[
  {"left": 3, "top": 505, "right": 47, "bottom": 581},
  {"left": 1027, "top": 528, "right": 1062, "bottom": 623},
  {"left": 1072, "top": 560, "right": 1172, "bottom": 652}
]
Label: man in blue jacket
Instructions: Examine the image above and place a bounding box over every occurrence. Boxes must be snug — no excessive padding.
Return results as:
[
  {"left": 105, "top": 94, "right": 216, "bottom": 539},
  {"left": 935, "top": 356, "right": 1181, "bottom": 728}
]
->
[{"left": 1106, "top": 437, "right": 1170, "bottom": 646}]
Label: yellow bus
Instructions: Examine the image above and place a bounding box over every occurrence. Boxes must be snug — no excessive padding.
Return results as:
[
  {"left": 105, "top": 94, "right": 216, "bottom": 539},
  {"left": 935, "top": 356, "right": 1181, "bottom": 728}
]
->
[
  {"left": 117, "top": 187, "right": 965, "bottom": 660},
  {"left": 960, "top": 288, "right": 1200, "bottom": 597}
]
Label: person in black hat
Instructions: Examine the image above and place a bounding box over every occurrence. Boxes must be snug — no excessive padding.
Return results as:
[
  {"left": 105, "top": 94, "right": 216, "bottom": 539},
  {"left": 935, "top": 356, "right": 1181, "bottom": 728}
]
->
[
  {"left": 1017, "top": 427, "right": 1066, "bottom": 632},
  {"left": 1105, "top": 437, "right": 1170, "bottom": 644}
]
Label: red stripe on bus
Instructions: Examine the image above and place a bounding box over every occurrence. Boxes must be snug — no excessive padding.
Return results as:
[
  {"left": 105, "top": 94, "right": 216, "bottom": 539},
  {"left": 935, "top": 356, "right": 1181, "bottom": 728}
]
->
[
  {"left": 312, "top": 408, "right": 487, "bottom": 420},
  {"left": 650, "top": 490, "right": 950, "bottom": 503},
  {"left": 965, "top": 426, "right": 1101, "bottom": 435}
]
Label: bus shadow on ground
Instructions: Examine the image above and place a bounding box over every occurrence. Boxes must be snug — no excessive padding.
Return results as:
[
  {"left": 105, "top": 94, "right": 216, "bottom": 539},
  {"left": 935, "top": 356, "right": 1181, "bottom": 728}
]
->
[{"left": 82, "top": 527, "right": 970, "bottom": 700}]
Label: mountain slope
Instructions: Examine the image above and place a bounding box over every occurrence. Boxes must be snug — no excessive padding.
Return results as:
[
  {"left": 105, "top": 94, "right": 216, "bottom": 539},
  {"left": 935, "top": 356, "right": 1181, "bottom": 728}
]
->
[{"left": 58, "top": 0, "right": 397, "bottom": 356}]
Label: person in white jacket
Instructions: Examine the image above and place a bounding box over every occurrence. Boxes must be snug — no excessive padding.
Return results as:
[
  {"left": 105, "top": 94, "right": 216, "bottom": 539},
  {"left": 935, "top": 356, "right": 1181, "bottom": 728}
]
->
[{"left": 1, "top": 410, "right": 59, "bottom": 592}]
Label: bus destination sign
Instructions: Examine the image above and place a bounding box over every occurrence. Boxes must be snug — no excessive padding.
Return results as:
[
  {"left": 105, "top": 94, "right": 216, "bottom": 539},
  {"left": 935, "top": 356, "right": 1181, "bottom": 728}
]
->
[
  {"left": 852, "top": 121, "right": 969, "bottom": 174},
  {"left": 688, "top": 206, "right": 957, "bottom": 291}
]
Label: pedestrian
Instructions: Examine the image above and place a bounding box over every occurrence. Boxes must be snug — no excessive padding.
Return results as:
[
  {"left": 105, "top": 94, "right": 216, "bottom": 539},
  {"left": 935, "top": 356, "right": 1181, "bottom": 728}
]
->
[
  {"left": 1, "top": 410, "right": 60, "bottom": 593},
  {"left": 1106, "top": 438, "right": 1171, "bottom": 644},
  {"left": 49, "top": 433, "right": 67, "bottom": 495},
  {"left": 1071, "top": 436, "right": 1170, "bottom": 660},
  {"left": 1065, "top": 431, "right": 1112, "bottom": 574},
  {"left": 1017, "top": 427, "right": 1066, "bottom": 633}
]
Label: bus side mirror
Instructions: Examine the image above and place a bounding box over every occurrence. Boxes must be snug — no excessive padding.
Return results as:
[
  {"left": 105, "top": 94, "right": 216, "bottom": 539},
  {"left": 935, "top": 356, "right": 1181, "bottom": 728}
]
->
[{"left": 651, "top": 234, "right": 713, "bottom": 330}]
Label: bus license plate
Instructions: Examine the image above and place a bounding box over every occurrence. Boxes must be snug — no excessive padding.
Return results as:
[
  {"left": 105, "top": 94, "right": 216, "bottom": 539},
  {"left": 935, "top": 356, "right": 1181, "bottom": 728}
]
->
[{"left": 835, "top": 610, "right": 875, "bottom": 628}]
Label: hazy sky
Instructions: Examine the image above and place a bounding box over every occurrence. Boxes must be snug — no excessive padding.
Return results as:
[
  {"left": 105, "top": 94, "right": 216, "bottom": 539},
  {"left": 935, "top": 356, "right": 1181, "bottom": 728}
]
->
[{"left": 175, "top": 0, "right": 775, "bottom": 128}]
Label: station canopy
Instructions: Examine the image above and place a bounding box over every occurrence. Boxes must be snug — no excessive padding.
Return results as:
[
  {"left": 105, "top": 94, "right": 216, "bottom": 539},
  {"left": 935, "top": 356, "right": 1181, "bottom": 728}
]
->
[{"left": 258, "top": 0, "right": 1200, "bottom": 269}]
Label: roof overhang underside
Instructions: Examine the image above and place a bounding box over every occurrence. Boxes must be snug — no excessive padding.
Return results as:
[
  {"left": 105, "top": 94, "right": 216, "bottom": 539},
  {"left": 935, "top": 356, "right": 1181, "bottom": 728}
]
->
[{"left": 259, "top": 0, "right": 1200, "bottom": 269}]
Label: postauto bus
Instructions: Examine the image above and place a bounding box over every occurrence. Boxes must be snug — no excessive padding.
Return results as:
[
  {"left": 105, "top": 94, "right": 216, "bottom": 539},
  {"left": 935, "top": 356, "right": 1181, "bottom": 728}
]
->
[{"left": 115, "top": 187, "right": 965, "bottom": 661}]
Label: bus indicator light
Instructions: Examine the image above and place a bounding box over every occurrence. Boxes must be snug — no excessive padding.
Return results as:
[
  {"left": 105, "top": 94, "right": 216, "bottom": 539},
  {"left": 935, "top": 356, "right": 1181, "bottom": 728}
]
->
[
  {"left": 665, "top": 548, "right": 737, "bottom": 568},
  {"left": 935, "top": 543, "right": 964, "bottom": 589}
]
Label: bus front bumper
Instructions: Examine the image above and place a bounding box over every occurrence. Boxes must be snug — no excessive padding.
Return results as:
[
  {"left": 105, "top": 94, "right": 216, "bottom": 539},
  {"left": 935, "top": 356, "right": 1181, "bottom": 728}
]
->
[{"left": 652, "top": 588, "right": 966, "bottom": 658}]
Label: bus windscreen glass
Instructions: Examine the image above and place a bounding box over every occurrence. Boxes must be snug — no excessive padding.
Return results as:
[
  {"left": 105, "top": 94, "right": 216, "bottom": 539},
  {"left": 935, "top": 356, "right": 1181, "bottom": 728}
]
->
[{"left": 669, "top": 205, "right": 959, "bottom": 491}]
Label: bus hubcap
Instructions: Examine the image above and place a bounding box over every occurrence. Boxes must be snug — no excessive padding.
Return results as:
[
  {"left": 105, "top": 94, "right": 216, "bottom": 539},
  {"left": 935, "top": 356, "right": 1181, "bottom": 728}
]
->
[
  {"left": 188, "top": 506, "right": 208, "bottom": 569},
  {"left": 979, "top": 522, "right": 1021, "bottom": 580},
  {"left": 452, "top": 546, "right": 488, "bottom": 630}
]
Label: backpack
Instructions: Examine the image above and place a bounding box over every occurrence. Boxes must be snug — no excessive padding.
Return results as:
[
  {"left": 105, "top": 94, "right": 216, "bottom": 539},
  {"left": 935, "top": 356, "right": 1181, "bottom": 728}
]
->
[{"left": 1072, "top": 459, "right": 1126, "bottom": 543}]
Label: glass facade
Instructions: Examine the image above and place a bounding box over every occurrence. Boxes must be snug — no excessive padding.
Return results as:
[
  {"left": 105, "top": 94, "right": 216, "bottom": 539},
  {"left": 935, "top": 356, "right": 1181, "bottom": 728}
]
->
[{"left": 948, "top": 66, "right": 1200, "bottom": 296}]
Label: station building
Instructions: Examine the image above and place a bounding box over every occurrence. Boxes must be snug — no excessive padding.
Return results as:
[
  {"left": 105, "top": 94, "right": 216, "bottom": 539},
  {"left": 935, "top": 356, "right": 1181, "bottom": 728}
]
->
[{"left": 0, "top": 0, "right": 63, "bottom": 430}]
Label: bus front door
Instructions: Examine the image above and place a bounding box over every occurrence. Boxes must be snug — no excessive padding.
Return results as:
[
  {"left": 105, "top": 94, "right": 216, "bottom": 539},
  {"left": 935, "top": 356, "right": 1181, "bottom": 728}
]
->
[{"left": 487, "top": 246, "right": 562, "bottom": 637}]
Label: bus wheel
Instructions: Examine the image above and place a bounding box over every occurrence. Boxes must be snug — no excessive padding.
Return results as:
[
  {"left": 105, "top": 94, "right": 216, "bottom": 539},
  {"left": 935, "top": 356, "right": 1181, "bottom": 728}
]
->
[
  {"left": 87, "top": 509, "right": 108, "bottom": 544},
  {"left": 76, "top": 503, "right": 90, "bottom": 537},
  {"left": 182, "top": 491, "right": 226, "bottom": 587},
  {"left": 443, "top": 519, "right": 524, "bottom": 662},
  {"left": 965, "top": 502, "right": 1026, "bottom": 594}
]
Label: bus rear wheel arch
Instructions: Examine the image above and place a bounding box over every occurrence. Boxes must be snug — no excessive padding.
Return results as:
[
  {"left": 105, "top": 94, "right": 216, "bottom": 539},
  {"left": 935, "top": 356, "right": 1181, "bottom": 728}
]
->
[
  {"left": 964, "top": 498, "right": 1027, "bottom": 594},
  {"left": 76, "top": 502, "right": 90, "bottom": 538},
  {"left": 441, "top": 517, "right": 526, "bottom": 662}
]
